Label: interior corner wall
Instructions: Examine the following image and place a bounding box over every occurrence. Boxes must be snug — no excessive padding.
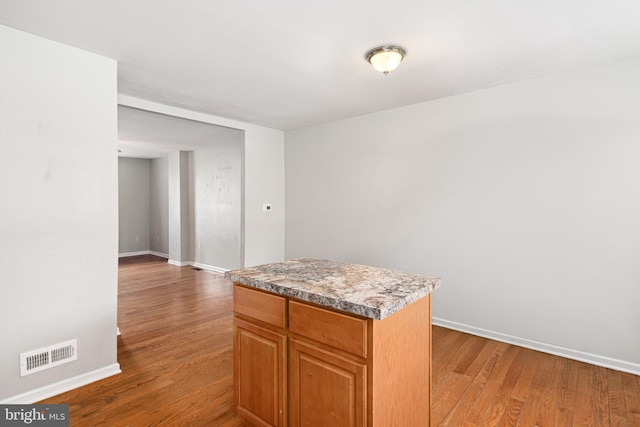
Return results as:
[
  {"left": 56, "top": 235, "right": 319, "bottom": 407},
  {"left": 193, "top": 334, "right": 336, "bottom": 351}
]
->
[
  {"left": 118, "top": 157, "right": 151, "bottom": 254},
  {"left": 150, "top": 156, "right": 169, "bottom": 255},
  {"left": 0, "top": 25, "right": 119, "bottom": 401},
  {"left": 284, "top": 58, "right": 640, "bottom": 370}
]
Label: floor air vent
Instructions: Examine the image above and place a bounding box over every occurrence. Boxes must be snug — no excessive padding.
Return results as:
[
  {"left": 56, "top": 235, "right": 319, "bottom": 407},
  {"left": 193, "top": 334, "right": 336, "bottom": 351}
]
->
[{"left": 20, "top": 339, "right": 77, "bottom": 377}]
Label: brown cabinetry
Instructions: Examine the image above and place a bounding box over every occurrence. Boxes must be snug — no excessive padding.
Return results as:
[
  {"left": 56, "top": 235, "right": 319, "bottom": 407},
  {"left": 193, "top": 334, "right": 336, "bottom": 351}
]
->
[
  {"left": 233, "top": 284, "right": 432, "bottom": 427},
  {"left": 289, "top": 338, "right": 366, "bottom": 426},
  {"left": 234, "top": 318, "right": 287, "bottom": 426}
]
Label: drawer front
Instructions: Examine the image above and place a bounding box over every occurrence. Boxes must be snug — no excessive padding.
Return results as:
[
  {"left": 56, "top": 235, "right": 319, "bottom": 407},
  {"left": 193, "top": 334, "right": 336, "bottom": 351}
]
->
[
  {"left": 289, "top": 301, "right": 367, "bottom": 358},
  {"left": 233, "top": 284, "right": 286, "bottom": 329}
]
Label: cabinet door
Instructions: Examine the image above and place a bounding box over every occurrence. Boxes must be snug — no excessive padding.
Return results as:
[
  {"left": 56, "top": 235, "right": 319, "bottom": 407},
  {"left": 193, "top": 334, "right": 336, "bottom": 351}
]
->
[
  {"left": 289, "top": 338, "right": 366, "bottom": 427},
  {"left": 234, "top": 318, "right": 287, "bottom": 427}
]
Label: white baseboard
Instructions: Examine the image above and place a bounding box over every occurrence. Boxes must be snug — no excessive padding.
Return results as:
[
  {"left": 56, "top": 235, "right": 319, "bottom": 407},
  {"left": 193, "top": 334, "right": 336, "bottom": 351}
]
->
[
  {"left": 190, "top": 262, "right": 228, "bottom": 274},
  {"left": 119, "top": 250, "right": 169, "bottom": 259},
  {"left": 0, "top": 363, "right": 121, "bottom": 404},
  {"left": 432, "top": 317, "right": 640, "bottom": 376},
  {"left": 149, "top": 251, "right": 169, "bottom": 259},
  {"left": 168, "top": 259, "right": 190, "bottom": 267},
  {"left": 118, "top": 250, "right": 150, "bottom": 258},
  {"left": 167, "top": 259, "right": 227, "bottom": 274}
]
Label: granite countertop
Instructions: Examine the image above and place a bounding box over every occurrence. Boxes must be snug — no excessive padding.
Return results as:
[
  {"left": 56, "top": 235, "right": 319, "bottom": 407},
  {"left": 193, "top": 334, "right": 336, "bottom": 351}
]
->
[{"left": 225, "top": 258, "right": 441, "bottom": 320}]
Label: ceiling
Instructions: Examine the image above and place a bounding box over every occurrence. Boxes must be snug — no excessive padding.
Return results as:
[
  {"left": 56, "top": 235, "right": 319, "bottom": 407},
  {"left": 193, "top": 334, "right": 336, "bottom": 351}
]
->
[
  {"left": 118, "top": 106, "right": 243, "bottom": 158},
  {"left": 1, "top": 1, "right": 640, "bottom": 131}
]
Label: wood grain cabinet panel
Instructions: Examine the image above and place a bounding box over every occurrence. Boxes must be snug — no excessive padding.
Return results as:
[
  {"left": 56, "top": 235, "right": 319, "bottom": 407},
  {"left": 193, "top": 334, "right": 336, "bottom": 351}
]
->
[
  {"left": 289, "top": 338, "right": 366, "bottom": 427},
  {"left": 289, "top": 301, "right": 367, "bottom": 358},
  {"left": 233, "top": 317, "right": 287, "bottom": 427},
  {"left": 234, "top": 284, "right": 286, "bottom": 328}
]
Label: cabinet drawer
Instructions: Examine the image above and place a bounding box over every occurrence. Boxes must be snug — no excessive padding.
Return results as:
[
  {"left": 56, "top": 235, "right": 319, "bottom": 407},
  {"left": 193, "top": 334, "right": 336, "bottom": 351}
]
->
[
  {"left": 233, "top": 284, "right": 286, "bottom": 329},
  {"left": 289, "top": 301, "right": 367, "bottom": 358}
]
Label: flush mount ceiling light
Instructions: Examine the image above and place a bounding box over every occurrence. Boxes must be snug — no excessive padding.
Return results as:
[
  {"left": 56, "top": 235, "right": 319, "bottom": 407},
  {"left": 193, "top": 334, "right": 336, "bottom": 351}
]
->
[{"left": 365, "top": 45, "right": 407, "bottom": 75}]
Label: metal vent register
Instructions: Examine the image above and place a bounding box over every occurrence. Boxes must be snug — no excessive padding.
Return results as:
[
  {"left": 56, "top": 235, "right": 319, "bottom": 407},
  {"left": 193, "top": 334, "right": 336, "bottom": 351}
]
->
[{"left": 20, "top": 339, "right": 77, "bottom": 376}]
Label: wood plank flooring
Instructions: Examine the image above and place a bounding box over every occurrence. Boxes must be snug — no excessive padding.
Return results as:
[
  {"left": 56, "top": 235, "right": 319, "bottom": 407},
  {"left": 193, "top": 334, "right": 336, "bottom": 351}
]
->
[
  {"left": 431, "top": 326, "right": 640, "bottom": 426},
  {"left": 39, "top": 255, "right": 640, "bottom": 426},
  {"left": 40, "top": 255, "right": 244, "bottom": 426}
]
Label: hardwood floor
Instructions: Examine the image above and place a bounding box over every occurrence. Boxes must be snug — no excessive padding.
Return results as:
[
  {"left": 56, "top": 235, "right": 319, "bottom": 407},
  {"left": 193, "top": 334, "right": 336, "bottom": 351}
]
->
[
  {"left": 431, "top": 327, "right": 640, "bottom": 426},
  {"left": 40, "top": 255, "right": 640, "bottom": 426},
  {"left": 40, "top": 255, "right": 245, "bottom": 426}
]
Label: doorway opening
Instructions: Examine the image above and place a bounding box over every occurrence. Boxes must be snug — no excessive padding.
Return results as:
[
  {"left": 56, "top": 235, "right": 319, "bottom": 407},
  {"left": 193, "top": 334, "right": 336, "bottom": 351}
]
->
[{"left": 117, "top": 105, "right": 245, "bottom": 271}]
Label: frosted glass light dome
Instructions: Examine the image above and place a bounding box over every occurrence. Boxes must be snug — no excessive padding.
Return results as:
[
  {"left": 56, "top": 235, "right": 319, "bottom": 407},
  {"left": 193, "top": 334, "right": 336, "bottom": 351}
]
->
[{"left": 365, "top": 45, "right": 406, "bottom": 75}]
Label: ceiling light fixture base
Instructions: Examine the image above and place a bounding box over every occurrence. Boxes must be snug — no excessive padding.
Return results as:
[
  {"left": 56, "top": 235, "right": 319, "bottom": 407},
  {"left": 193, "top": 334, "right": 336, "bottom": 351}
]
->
[{"left": 365, "top": 44, "right": 407, "bottom": 75}]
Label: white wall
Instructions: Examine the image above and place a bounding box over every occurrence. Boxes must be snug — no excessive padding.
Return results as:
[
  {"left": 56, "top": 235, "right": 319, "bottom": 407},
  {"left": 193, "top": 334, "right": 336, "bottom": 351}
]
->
[
  {"left": 118, "top": 96, "right": 285, "bottom": 268},
  {"left": 243, "top": 126, "right": 285, "bottom": 267},
  {"left": 168, "top": 151, "right": 191, "bottom": 263},
  {"left": 0, "top": 25, "right": 119, "bottom": 401},
  {"left": 118, "top": 156, "right": 169, "bottom": 257},
  {"left": 118, "top": 157, "right": 151, "bottom": 254},
  {"left": 150, "top": 156, "right": 169, "bottom": 255},
  {"left": 285, "top": 58, "right": 640, "bottom": 373},
  {"left": 190, "top": 138, "right": 244, "bottom": 270}
]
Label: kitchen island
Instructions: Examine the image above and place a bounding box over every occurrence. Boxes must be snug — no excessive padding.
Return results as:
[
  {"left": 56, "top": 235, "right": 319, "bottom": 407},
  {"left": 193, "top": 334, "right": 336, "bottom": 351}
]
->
[{"left": 225, "top": 258, "right": 441, "bottom": 427}]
